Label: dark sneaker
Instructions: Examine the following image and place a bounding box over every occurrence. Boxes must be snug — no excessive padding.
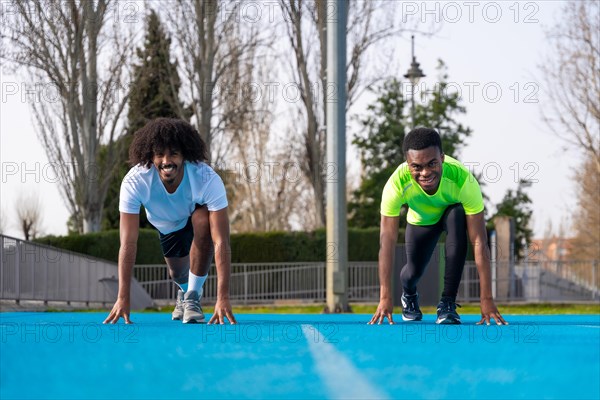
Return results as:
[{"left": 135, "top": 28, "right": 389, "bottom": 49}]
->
[
  {"left": 172, "top": 290, "right": 185, "bottom": 321},
  {"left": 401, "top": 293, "right": 423, "bottom": 321},
  {"left": 183, "top": 290, "right": 205, "bottom": 324},
  {"left": 436, "top": 297, "right": 461, "bottom": 324}
]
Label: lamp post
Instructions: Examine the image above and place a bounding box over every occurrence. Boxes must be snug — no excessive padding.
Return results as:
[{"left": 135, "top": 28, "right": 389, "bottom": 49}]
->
[
  {"left": 325, "top": 0, "right": 349, "bottom": 313},
  {"left": 403, "top": 35, "right": 425, "bottom": 128}
]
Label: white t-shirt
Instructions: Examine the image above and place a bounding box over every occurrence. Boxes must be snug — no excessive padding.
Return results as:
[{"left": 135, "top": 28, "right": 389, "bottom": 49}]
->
[{"left": 119, "top": 161, "right": 228, "bottom": 234}]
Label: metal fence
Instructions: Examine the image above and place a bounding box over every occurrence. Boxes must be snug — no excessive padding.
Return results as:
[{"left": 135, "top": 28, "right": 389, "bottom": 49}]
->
[
  {"left": 458, "top": 260, "right": 599, "bottom": 302},
  {"left": 3, "top": 232, "right": 597, "bottom": 307},
  {"left": 1, "top": 235, "right": 152, "bottom": 308},
  {"left": 137, "top": 259, "right": 599, "bottom": 304},
  {"left": 135, "top": 261, "right": 379, "bottom": 304}
]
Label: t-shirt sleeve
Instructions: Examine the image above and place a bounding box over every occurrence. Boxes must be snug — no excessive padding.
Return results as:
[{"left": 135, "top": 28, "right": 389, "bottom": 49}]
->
[
  {"left": 380, "top": 173, "right": 405, "bottom": 217},
  {"left": 119, "top": 171, "right": 142, "bottom": 214},
  {"left": 459, "top": 172, "right": 485, "bottom": 215},
  {"left": 202, "top": 172, "right": 228, "bottom": 211}
]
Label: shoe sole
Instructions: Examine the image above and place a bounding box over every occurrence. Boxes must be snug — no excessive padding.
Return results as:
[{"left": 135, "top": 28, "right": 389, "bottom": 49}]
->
[
  {"left": 402, "top": 315, "right": 423, "bottom": 322},
  {"left": 435, "top": 317, "right": 461, "bottom": 325},
  {"left": 183, "top": 317, "right": 206, "bottom": 324},
  {"left": 172, "top": 315, "right": 183, "bottom": 321},
  {"left": 181, "top": 314, "right": 206, "bottom": 324}
]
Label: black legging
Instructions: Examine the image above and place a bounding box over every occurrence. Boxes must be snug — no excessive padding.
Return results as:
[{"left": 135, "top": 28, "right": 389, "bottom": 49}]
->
[{"left": 401, "top": 204, "right": 468, "bottom": 300}]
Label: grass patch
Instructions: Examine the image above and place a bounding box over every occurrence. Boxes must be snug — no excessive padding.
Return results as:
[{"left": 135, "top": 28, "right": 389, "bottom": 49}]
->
[
  {"left": 37, "top": 302, "right": 599, "bottom": 315},
  {"left": 143, "top": 302, "right": 600, "bottom": 315}
]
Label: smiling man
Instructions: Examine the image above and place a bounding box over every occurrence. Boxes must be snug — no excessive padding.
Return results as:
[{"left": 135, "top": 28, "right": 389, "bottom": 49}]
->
[
  {"left": 369, "top": 127, "right": 507, "bottom": 326},
  {"left": 104, "top": 118, "right": 236, "bottom": 325}
]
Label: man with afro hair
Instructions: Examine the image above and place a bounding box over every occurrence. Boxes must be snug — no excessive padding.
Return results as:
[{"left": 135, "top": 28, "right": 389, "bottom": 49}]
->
[
  {"left": 369, "top": 127, "right": 507, "bottom": 326},
  {"left": 104, "top": 118, "right": 236, "bottom": 324}
]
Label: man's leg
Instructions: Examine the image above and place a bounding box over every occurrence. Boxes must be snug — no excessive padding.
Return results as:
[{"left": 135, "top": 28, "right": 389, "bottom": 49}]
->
[
  {"left": 160, "top": 218, "right": 195, "bottom": 321},
  {"left": 167, "top": 205, "right": 214, "bottom": 324},
  {"left": 164, "top": 257, "right": 190, "bottom": 322},
  {"left": 401, "top": 222, "right": 443, "bottom": 295},
  {"left": 189, "top": 204, "right": 214, "bottom": 283},
  {"left": 161, "top": 206, "right": 213, "bottom": 324},
  {"left": 165, "top": 256, "right": 190, "bottom": 291},
  {"left": 163, "top": 205, "right": 214, "bottom": 294},
  {"left": 436, "top": 204, "right": 468, "bottom": 325},
  {"left": 399, "top": 222, "right": 442, "bottom": 321},
  {"left": 441, "top": 204, "right": 468, "bottom": 300},
  {"left": 162, "top": 217, "right": 194, "bottom": 291}
]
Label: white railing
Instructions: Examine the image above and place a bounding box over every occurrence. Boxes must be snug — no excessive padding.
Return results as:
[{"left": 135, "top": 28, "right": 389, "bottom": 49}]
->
[
  {"left": 139, "top": 259, "right": 599, "bottom": 304},
  {"left": 3, "top": 231, "right": 597, "bottom": 307},
  {"left": 135, "top": 262, "right": 380, "bottom": 304},
  {"left": 459, "top": 260, "right": 599, "bottom": 302},
  {"left": 1, "top": 234, "right": 153, "bottom": 308}
]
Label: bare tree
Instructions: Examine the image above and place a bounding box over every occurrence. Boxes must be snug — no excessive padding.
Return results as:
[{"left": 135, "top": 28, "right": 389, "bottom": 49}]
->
[
  {"left": 278, "top": 0, "right": 403, "bottom": 227},
  {"left": 540, "top": 1, "right": 600, "bottom": 172},
  {"left": 216, "top": 20, "right": 305, "bottom": 232},
  {"left": 227, "top": 120, "right": 309, "bottom": 232},
  {"left": 571, "top": 156, "right": 600, "bottom": 260},
  {"left": 15, "top": 192, "right": 43, "bottom": 241},
  {"left": 166, "top": 1, "right": 265, "bottom": 164},
  {"left": 2, "top": 1, "right": 133, "bottom": 233},
  {"left": 540, "top": 1, "right": 599, "bottom": 261}
]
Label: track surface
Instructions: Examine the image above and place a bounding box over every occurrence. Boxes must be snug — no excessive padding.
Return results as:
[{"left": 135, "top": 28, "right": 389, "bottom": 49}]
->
[{"left": 1, "top": 313, "right": 599, "bottom": 399}]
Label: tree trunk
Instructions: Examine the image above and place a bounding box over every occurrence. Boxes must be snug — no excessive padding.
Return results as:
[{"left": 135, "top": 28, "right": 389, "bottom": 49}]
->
[
  {"left": 280, "top": 0, "right": 402, "bottom": 228},
  {"left": 3, "top": 0, "right": 131, "bottom": 234}
]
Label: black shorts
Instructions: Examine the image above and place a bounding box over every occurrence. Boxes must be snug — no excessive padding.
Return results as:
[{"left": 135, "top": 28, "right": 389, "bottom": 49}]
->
[{"left": 159, "top": 217, "right": 194, "bottom": 258}]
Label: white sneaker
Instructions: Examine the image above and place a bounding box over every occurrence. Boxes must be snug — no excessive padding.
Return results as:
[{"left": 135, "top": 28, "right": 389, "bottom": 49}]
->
[
  {"left": 172, "top": 290, "right": 185, "bottom": 321},
  {"left": 182, "top": 290, "right": 205, "bottom": 324}
]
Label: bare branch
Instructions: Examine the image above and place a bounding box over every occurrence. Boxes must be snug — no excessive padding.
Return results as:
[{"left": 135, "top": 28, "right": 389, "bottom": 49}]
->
[
  {"left": 278, "top": 0, "right": 408, "bottom": 227},
  {"left": 15, "top": 191, "right": 43, "bottom": 241},
  {"left": 539, "top": 1, "right": 600, "bottom": 173},
  {"left": 2, "top": 0, "right": 134, "bottom": 232}
]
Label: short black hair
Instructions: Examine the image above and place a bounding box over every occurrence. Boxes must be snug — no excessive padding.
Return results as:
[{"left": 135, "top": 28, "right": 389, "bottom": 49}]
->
[
  {"left": 402, "top": 127, "right": 443, "bottom": 155},
  {"left": 128, "top": 118, "right": 208, "bottom": 167}
]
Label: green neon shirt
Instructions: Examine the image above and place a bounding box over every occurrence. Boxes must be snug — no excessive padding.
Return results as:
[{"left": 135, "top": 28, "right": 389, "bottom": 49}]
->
[{"left": 380, "top": 155, "right": 484, "bottom": 225}]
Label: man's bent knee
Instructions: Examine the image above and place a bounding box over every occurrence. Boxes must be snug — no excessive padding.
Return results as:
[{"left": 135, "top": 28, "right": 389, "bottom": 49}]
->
[{"left": 170, "top": 266, "right": 190, "bottom": 283}]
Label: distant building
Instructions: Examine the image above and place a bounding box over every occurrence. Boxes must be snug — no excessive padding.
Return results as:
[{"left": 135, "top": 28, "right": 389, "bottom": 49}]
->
[{"left": 529, "top": 237, "right": 574, "bottom": 262}]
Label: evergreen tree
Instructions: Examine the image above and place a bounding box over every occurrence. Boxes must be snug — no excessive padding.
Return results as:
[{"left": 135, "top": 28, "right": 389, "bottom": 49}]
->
[
  {"left": 415, "top": 60, "right": 472, "bottom": 158},
  {"left": 349, "top": 79, "right": 409, "bottom": 229},
  {"left": 126, "top": 10, "right": 187, "bottom": 134},
  {"left": 102, "top": 10, "right": 189, "bottom": 230},
  {"left": 349, "top": 60, "right": 472, "bottom": 228},
  {"left": 490, "top": 179, "right": 534, "bottom": 261}
]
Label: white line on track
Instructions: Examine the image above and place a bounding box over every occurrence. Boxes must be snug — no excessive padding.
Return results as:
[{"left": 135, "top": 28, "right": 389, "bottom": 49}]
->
[{"left": 301, "top": 324, "right": 388, "bottom": 400}]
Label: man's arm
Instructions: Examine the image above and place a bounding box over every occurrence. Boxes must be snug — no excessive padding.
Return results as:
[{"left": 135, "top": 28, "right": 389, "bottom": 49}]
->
[
  {"left": 103, "top": 212, "right": 139, "bottom": 324},
  {"left": 466, "top": 211, "right": 507, "bottom": 325},
  {"left": 369, "top": 215, "right": 399, "bottom": 324},
  {"left": 206, "top": 208, "right": 237, "bottom": 325}
]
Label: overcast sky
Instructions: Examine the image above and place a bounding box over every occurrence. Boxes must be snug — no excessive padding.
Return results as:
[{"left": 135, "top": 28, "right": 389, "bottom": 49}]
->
[{"left": 0, "top": 1, "right": 574, "bottom": 240}]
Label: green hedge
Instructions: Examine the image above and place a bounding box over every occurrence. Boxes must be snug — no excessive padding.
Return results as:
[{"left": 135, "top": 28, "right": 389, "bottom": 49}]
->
[
  {"left": 35, "top": 229, "right": 164, "bottom": 264},
  {"left": 35, "top": 227, "right": 403, "bottom": 263}
]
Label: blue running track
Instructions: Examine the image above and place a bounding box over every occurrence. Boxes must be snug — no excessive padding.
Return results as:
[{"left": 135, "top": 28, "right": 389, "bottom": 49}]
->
[{"left": 1, "top": 313, "right": 599, "bottom": 399}]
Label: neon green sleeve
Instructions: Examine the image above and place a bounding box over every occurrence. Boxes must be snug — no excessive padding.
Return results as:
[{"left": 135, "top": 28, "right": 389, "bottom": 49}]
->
[
  {"left": 380, "top": 173, "right": 405, "bottom": 217},
  {"left": 459, "top": 173, "right": 485, "bottom": 215}
]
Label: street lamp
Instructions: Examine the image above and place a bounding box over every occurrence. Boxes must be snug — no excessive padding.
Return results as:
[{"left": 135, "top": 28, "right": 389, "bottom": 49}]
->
[{"left": 404, "top": 35, "right": 425, "bottom": 128}]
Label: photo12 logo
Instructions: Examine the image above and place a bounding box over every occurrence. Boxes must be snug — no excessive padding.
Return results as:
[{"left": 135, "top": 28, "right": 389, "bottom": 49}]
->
[
  {"left": 400, "top": 2, "right": 540, "bottom": 24},
  {"left": 200, "top": 322, "right": 339, "bottom": 344},
  {"left": 407, "top": 81, "right": 540, "bottom": 105},
  {"left": 1, "top": 322, "right": 139, "bottom": 344},
  {"left": 400, "top": 323, "right": 539, "bottom": 344}
]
